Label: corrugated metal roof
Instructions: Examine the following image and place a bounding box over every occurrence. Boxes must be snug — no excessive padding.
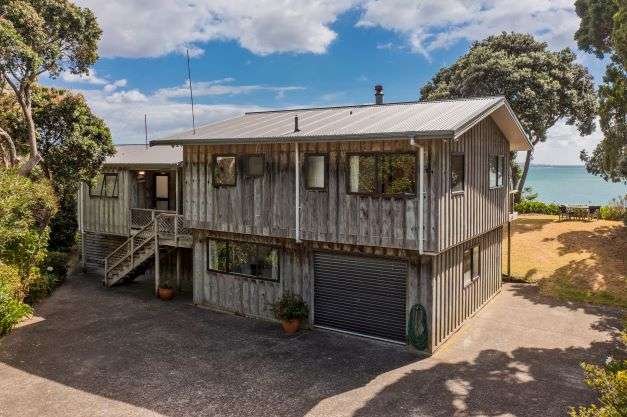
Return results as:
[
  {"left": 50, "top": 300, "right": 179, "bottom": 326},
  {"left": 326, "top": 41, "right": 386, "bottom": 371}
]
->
[
  {"left": 104, "top": 144, "right": 182, "bottom": 167},
  {"left": 151, "top": 97, "right": 532, "bottom": 151}
]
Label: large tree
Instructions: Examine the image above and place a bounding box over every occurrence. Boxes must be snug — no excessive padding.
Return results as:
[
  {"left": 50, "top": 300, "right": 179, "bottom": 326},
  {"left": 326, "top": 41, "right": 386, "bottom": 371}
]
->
[
  {"left": 420, "top": 32, "right": 597, "bottom": 194},
  {"left": 0, "top": 0, "right": 101, "bottom": 176},
  {"left": 0, "top": 86, "right": 114, "bottom": 250},
  {"left": 575, "top": 0, "right": 627, "bottom": 182}
]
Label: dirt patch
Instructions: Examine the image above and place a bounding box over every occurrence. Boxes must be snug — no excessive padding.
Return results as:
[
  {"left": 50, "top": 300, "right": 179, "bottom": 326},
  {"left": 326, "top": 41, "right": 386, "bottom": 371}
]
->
[{"left": 503, "top": 214, "right": 626, "bottom": 308}]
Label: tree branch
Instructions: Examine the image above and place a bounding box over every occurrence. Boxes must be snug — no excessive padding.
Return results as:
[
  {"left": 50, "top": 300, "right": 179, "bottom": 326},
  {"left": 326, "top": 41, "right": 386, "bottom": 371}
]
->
[{"left": 0, "top": 126, "right": 18, "bottom": 166}]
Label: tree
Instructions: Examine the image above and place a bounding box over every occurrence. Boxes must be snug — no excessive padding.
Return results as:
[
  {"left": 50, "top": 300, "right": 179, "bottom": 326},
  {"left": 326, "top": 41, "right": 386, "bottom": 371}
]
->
[
  {"left": 0, "top": 86, "right": 114, "bottom": 250},
  {"left": 420, "top": 32, "right": 597, "bottom": 194},
  {"left": 0, "top": 0, "right": 101, "bottom": 176},
  {"left": 575, "top": 0, "right": 627, "bottom": 183}
]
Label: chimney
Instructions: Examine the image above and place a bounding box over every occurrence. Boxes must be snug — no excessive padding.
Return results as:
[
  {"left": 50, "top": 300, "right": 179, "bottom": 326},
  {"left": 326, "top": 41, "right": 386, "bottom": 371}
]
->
[
  {"left": 294, "top": 115, "right": 300, "bottom": 132},
  {"left": 374, "top": 85, "right": 384, "bottom": 105}
]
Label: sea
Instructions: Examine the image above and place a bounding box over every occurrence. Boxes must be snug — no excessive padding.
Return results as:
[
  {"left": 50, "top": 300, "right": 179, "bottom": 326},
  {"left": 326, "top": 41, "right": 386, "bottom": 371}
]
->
[{"left": 525, "top": 165, "right": 626, "bottom": 205}]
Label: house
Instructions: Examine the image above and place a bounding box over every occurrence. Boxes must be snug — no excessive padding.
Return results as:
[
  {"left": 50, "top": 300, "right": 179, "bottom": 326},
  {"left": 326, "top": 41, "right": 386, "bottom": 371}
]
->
[{"left": 78, "top": 89, "right": 531, "bottom": 353}]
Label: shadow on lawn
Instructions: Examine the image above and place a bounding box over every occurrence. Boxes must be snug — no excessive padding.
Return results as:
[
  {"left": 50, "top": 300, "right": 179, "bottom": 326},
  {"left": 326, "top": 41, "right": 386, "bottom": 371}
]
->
[
  {"left": 0, "top": 276, "right": 624, "bottom": 417},
  {"left": 510, "top": 216, "right": 555, "bottom": 236}
]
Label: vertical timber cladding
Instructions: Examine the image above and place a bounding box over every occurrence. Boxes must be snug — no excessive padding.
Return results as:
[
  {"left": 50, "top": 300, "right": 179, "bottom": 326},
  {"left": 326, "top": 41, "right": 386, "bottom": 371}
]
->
[
  {"left": 437, "top": 117, "right": 510, "bottom": 252},
  {"left": 80, "top": 168, "right": 130, "bottom": 236},
  {"left": 430, "top": 228, "right": 503, "bottom": 350},
  {"left": 313, "top": 252, "right": 408, "bottom": 342}
]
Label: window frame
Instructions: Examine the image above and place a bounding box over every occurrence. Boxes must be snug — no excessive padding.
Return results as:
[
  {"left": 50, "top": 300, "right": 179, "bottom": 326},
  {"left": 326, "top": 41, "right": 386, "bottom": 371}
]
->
[
  {"left": 89, "top": 172, "right": 119, "bottom": 198},
  {"left": 462, "top": 244, "right": 481, "bottom": 288},
  {"left": 212, "top": 154, "right": 238, "bottom": 187},
  {"left": 450, "top": 152, "right": 465, "bottom": 195},
  {"left": 154, "top": 173, "right": 170, "bottom": 210},
  {"left": 304, "top": 153, "right": 328, "bottom": 191},
  {"left": 206, "top": 239, "right": 280, "bottom": 282},
  {"left": 345, "top": 151, "right": 417, "bottom": 198},
  {"left": 244, "top": 154, "right": 265, "bottom": 178},
  {"left": 489, "top": 154, "right": 506, "bottom": 189}
]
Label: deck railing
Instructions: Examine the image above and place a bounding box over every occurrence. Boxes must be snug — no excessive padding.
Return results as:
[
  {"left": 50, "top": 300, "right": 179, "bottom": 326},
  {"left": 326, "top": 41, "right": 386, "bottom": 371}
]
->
[{"left": 130, "top": 208, "right": 176, "bottom": 229}]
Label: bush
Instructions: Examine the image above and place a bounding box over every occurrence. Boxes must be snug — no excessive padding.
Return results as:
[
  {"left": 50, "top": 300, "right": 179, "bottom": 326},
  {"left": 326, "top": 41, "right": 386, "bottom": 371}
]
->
[
  {"left": 24, "top": 269, "right": 58, "bottom": 304},
  {"left": 40, "top": 251, "right": 69, "bottom": 281},
  {"left": 0, "top": 262, "right": 22, "bottom": 299},
  {"left": 270, "top": 293, "right": 309, "bottom": 321},
  {"left": 599, "top": 195, "right": 626, "bottom": 224},
  {"left": 514, "top": 200, "right": 560, "bottom": 215},
  {"left": 569, "top": 327, "right": 627, "bottom": 416},
  {"left": 0, "top": 290, "right": 32, "bottom": 336}
]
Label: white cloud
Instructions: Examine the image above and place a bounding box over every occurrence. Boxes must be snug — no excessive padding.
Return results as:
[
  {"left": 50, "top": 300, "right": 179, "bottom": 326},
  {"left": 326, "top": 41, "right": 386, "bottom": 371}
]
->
[
  {"left": 76, "top": 0, "right": 358, "bottom": 58},
  {"left": 60, "top": 70, "right": 108, "bottom": 85},
  {"left": 103, "top": 79, "right": 128, "bottom": 93},
  {"left": 154, "top": 79, "right": 304, "bottom": 100},
  {"left": 516, "top": 119, "right": 603, "bottom": 165},
  {"left": 358, "top": 0, "right": 580, "bottom": 56},
  {"left": 105, "top": 89, "right": 148, "bottom": 104}
]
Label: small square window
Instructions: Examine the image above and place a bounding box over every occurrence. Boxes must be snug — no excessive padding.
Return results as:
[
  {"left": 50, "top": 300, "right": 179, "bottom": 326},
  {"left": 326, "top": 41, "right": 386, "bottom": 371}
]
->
[
  {"left": 213, "top": 155, "right": 237, "bottom": 186},
  {"left": 245, "top": 155, "right": 264, "bottom": 177},
  {"left": 89, "top": 173, "right": 119, "bottom": 198},
  {"left": 305, "top": 154, "right": 327, "bottom": 190},
  {"left": 490, "top": 155, "right": 506, "bottom": 188},
  {"left": 463, "top": 245, "right": 480, "bottom": 287},
  {"left": 451, "top": 153, "right": 465, "bottom": 193}
]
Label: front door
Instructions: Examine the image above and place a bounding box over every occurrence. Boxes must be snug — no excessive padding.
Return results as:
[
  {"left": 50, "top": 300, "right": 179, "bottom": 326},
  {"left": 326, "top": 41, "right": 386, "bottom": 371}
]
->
[{"left": 154, "top": 174, "right": 169, "bottom": 211}]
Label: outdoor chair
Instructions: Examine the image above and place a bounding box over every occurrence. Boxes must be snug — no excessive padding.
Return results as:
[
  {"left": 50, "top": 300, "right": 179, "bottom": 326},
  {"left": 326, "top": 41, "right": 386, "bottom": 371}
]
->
[
  {"left": 588, "top": 205, "right": 601, "bottom": 220},
  {"left": 558, "top": 205, "right": 570, "bottom": 220}
]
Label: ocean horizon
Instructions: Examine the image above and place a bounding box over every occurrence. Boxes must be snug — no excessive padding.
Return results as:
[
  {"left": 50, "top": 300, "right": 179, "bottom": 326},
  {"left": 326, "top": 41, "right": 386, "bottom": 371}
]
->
[{"left": 525, "top": 164, "right": 626, "bottom": 205}]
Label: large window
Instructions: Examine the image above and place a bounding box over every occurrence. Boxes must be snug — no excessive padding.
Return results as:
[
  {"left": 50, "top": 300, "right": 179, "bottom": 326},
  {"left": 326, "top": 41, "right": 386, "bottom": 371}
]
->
[
  {"left": 463, "top": 245, "right": 480, "bottom": 287},
  {"left": 89, "top": 173, "right": 119, "bottom": 198},
  {"left": 207, "top": 240, "right": 279, "bottom": 281},
  {"left": 451, "top": 153, "right": 465, "bottom": 193},
  {"left": 347, "top": 153, "right": 416, "bottom": 196},
  {"left": 245, "top": 154, "right": 264, "bottom": 177},
  {"left": 305, "top": 154, "right": 327, "bottom": 190},
  {"left": 213, "top": 155, "right": 237, "bottom": 186},
  {"left": 489, "top": 155, "right": 506, "bottom": 188}
]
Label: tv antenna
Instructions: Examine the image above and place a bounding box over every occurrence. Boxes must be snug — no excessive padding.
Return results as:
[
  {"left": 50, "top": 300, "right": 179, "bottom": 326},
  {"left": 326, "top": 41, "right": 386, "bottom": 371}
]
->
[
  {"left": 186, "top": 49, "right": 196, "bottom": 134},
  {"left": 144, "top": 114, "right": 148, "bottom": 148}
]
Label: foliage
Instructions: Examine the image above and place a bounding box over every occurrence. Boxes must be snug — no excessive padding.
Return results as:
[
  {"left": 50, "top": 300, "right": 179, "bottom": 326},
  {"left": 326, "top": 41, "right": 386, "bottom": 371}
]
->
[
  {"left": 599, "top": 195, "right": 627, "bottom": 223},
  {"left": 0, "top": 288, "right": 31, "bottom": 336},
  {"left": 522, "top": 186, "right": 538, "bottom": 201},
  {"left": 569, "top": 326, "right": 627, "bottom": 417},
  {"left": 24, "top": 268, "right": 57, "bottom": 304},
  {"left": 0, "top": 0, "right": 102, "bottom": 175},
  {"left": 0, "top": 262, "right": 23, "bottom": 300},
  {"left": 514, "top": 200, "right": 560, "bottom": 215},
  {"left": 420, "top": 32, "right": 597, "bottom": 194},
  {"left": 40, "top": 251, "right": 69, "bottom": 281},
  {"left": 270, "top": 293, "right": 310, "bottom": 321},
  {"left": 576, "top": 0, "right": 627, "bottom": 183},
  {"left": 0, "top": 170, "right": 57, "bottom": 283}
]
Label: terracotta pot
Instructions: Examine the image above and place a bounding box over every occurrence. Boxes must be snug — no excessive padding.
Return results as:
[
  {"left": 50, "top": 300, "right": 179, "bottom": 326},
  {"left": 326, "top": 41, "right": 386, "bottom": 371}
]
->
[
  {"left": 158, "top": 287, "right": 174, "bottom": 301},
  {"left": 281, "top": 319, "right": 301, "bottom": 334}
]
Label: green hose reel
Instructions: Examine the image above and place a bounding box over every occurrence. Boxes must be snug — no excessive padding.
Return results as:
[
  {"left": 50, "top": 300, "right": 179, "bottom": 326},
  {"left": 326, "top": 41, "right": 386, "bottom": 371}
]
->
[{"left": 407, "top": 304, "right": 428, "bottom": 350}]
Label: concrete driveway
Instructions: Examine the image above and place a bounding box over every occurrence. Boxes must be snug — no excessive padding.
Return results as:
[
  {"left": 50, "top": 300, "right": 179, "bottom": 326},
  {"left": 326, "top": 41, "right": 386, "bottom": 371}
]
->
[{"left": 0, "top": 273, "right": 622, "bottom": 417}]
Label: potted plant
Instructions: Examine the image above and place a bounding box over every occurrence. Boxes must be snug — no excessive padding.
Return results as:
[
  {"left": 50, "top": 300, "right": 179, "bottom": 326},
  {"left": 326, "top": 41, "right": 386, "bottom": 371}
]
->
[
  {"left": 158, "top": 284, "right": 174, "bottom": 301},
  {"left": 270, "top": 293, "right": 309, "bottom": 334}
]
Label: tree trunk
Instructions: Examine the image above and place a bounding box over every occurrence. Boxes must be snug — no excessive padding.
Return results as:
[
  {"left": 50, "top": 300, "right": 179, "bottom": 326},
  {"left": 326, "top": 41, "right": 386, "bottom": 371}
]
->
[
  {"left": 516, "top": 149, "right": 534, "bottom": 196},
  {"left": 17, "top": 93, "right": 42, "bottom": 176},
  {"left": 0, "top": 127, "right": 18, "bottom": 166}
]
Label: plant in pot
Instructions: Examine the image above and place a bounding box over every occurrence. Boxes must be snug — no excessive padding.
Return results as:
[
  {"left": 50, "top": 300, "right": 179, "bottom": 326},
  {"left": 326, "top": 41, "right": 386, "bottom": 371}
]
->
[
  {"left": 270, "top": 293, "right": 309, "bottom": 334},
  {"left": 158, "top": 284, "right": 174, "bottom": 301}
]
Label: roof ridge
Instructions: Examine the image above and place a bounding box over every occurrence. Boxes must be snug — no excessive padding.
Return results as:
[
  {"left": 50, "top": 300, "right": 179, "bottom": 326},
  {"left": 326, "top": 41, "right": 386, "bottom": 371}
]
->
[{"left": 244, "top": 96, "right": 504, "bottom": 115}]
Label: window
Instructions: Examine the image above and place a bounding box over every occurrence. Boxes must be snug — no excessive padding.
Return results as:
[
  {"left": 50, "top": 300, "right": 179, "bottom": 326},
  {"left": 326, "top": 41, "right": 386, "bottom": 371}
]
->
[
  {"left": 89, "top": 173, "right": 119, "bottom": 198},
  {"left": 155, "top": 174, "right": 169, "bottom": 210},
  {"left": 305, "top": 154, "right": 327, "bottom": 190},
  {"left": 451, "top": 153, "right": 465, "bottom": 193},
  {"left": 489, "top": 155, "right": 506, "bottom": 188},
  {"left": 207, "top": 240, "right": 279, "bottom": 281},
  {"left": 213, "top": 155, "right": 237, "bottom": 186},
  {"left": 463, "top": 245, "right": 480, "bottom": 287},
  {"left": 245, "top": 154, "right": 264, "bottom": 177},
  {"left": 347, "top": 153, "right": 416, "bottom": 196},
  {"left": 348, "top": 154, "right": 376, "bottom": 193}
]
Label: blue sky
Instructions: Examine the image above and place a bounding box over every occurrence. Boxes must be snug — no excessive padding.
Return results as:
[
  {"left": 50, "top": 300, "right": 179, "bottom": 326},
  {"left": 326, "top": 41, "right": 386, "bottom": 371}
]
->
[{"left": 42, "top": 0, "right": 608, "bottom": 165}]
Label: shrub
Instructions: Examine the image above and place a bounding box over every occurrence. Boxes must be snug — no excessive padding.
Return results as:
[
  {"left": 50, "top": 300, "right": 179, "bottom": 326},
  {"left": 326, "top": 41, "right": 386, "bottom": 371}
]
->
[
  {"left": 0, "top": 290, "right": 32, "bottom": 336},
  {"left": 569, "top": 327, "right": 627, "bottom": 416},
  {"left": 0, "top": 262, "right": 23, "bottom": 299},
  {"left": 599, "top": 195, "right": 626, "bottom": 224},
  {"left": 270, "top": 293, "right": 309, "bottom": 321},
  {"left": 24, "top": 269, "right": 58, "bottom": 304},
  {"left": 514, "top": 200, "right": 560, "bottom": 215},
  {"left": 40, "top": 251, "right": 69, "bottom": 281}
]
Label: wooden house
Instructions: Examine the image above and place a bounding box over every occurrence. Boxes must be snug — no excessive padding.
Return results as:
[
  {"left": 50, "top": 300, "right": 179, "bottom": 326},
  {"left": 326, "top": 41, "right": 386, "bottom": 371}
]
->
[{"left": 80, "top": 92, "right": 531, "bottom": 353}]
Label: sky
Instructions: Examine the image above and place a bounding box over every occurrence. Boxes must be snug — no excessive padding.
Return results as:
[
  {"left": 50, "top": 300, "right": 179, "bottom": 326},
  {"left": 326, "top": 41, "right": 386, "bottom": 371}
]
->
[{"left": 41, "top": 0, "right": 609, "bottom": 165}]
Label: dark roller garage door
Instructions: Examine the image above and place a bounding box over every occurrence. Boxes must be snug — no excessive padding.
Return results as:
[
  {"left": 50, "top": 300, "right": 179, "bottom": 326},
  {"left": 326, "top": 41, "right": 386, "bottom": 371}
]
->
[{"left": 313, "top": 252, "right": 407, "bottom": 342}]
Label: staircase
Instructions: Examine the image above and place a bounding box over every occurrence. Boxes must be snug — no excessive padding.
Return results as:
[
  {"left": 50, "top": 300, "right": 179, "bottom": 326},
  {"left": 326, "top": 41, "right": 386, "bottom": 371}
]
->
[{"left": 103, "top": 213, "right": 190, "bottom": 287}]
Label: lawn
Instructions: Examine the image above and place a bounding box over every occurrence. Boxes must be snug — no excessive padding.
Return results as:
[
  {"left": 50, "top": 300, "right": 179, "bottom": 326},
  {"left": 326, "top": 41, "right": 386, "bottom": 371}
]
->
[{"left": 503, "top": 214, "right": 626, "bottom": 308}]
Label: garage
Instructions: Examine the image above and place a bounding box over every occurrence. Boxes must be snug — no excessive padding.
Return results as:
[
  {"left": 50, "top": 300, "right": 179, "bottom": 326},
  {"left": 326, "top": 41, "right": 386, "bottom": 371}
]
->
[{"left": 313, "top": 252, "right": 408, "bottom": 342}]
